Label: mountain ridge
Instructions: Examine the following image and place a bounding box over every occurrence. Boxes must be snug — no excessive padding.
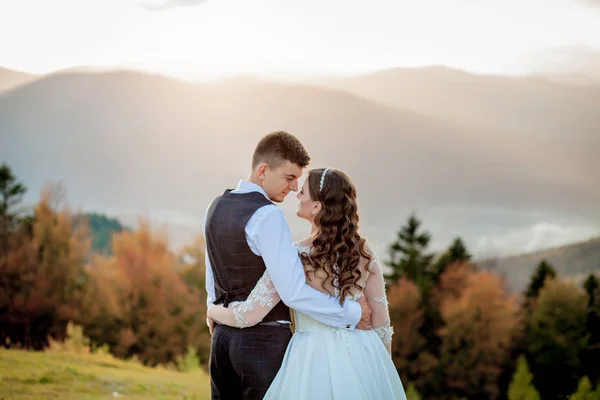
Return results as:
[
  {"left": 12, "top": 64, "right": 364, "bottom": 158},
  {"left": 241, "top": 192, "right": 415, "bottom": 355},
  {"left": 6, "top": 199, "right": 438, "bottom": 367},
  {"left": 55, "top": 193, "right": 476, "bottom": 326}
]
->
[
  {"left": 476, "top": 235, "right": 600, "bottom": 292},
  {"left": 2, "top": 66, "right": 598, "bottom": 288}
]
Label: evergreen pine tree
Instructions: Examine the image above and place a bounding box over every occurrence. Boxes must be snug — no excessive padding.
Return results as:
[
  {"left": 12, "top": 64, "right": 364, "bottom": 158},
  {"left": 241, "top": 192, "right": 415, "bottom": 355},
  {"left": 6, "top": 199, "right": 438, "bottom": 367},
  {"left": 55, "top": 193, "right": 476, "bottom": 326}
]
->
[
  {"left": 432, "top": 237, "right": 472, "bottom": 283},
  {"left": 508, "top": 355, "right": 541, "bottom": 400},
  {"left": 386, "top": 213, "right": 434, "bottom": 291},
  {"left": 525, "top": 259, "right": 557, "bottom": 299}
]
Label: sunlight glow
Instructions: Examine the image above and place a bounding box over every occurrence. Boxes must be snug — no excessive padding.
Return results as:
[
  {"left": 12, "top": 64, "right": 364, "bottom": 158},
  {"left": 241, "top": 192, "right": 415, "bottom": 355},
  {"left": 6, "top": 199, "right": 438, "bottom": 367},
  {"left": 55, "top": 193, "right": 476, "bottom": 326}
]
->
[{"left": 1, "top": 0, "right": 599, "bottom": 79}]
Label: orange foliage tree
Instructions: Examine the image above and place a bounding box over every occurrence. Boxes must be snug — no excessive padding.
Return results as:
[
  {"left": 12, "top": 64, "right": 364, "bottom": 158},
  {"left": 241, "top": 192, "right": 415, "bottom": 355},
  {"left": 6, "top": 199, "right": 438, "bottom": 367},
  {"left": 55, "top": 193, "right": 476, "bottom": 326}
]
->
[
  {"left": 0, "top": 186, "right": 90, "bottom": 349},
  {"left": 178, "top": 235, "right": 212, "bottom": 367},
  {"left": 436, "top": 262, "right": 519, "bottom": 399},
  {"left": 83, "top": 221, "right": 205, "bottom": 367},
  {"left": 387, "top": 277, "right": 438, "bottom": 392}
]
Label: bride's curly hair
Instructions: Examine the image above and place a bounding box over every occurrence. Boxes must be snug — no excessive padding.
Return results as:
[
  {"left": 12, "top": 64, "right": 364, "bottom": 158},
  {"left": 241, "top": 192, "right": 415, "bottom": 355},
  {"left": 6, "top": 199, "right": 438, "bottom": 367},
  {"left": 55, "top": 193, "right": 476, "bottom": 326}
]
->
[{"left": 300, "top": 168, "right": 372, "bottom": 306}]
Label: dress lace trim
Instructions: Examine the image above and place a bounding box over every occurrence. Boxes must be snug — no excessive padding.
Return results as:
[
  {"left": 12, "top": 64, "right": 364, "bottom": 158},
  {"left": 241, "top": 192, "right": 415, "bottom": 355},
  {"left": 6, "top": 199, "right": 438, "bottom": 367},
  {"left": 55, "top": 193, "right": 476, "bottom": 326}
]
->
[
  {"left": 373, "top": 296, "right": 388, "bottom": 307},
  {"left": 373, "top": 324, "right": 394, "bottom": 345},
  {"left": 231, "top": 273, "right": 278, "bottom": 328}
]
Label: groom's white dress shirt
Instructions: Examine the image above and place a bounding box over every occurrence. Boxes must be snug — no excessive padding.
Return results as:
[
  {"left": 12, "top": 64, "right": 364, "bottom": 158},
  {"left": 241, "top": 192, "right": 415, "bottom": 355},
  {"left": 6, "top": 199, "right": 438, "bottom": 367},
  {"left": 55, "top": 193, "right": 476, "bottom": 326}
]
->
[{"left": 204, "top": 179, "right": 361, "bottom": 330}]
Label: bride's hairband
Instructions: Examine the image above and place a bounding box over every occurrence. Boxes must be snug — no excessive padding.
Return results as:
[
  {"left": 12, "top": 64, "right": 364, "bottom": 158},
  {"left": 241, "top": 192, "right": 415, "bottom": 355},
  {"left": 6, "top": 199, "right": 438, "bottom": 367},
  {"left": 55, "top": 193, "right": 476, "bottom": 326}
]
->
[{"left": 319, "top": 168, "right": 330, "bottom": 192}]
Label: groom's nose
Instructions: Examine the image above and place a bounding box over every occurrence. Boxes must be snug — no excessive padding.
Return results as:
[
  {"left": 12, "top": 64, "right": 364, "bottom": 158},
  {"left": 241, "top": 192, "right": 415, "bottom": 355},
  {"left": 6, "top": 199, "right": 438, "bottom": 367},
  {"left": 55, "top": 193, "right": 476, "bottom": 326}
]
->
[{"left": 289, "top": 179, "right": 298, "bottom": 191}]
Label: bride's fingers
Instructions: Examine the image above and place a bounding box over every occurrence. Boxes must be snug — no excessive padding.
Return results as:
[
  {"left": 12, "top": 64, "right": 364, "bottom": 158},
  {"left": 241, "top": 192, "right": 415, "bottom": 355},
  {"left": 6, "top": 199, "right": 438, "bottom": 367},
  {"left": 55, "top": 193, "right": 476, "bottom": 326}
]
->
[{"left": 207, "top": 317, "right": 215, "bottom": 335}]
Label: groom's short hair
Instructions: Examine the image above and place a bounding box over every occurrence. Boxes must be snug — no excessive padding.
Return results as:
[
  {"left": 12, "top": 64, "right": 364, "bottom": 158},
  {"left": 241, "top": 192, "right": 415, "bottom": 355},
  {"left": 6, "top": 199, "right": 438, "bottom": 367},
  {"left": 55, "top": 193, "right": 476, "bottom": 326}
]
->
[{"left": 252, "top": 131, "right": 310, "bottom": 169}]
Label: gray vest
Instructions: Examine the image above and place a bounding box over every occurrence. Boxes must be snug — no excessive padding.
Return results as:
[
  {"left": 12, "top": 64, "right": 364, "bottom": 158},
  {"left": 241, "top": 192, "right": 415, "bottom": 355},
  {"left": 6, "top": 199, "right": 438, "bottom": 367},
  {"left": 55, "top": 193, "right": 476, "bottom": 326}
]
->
[{"left": 205, "top": 190, "right": 290, "bottom": 322}]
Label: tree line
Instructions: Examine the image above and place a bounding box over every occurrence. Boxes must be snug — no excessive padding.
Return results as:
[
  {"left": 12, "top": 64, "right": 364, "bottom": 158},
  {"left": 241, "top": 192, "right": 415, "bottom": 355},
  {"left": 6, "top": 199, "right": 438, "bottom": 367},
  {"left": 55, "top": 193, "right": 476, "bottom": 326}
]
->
[
  {"left": 385, "top": 214, "right": 600, "bottom": 399},
  {"left": 1, "top": 162, "right": 598, "bottom": 399}
]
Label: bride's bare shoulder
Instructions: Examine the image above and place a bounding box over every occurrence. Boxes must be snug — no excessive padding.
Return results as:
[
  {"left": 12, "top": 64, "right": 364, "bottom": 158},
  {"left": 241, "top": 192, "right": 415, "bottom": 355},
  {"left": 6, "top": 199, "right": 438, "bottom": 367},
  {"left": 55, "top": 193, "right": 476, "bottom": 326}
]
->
[{"left": 295, "top": 237, "right": 313, "bottom": 247}]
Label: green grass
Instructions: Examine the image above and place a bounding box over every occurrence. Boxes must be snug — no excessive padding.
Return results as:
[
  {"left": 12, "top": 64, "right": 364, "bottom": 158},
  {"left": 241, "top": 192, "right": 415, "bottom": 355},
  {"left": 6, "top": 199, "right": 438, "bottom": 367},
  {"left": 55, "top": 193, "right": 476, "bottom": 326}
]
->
[{"left": 0, "top": 348, "right": 210, "bottom": 399}]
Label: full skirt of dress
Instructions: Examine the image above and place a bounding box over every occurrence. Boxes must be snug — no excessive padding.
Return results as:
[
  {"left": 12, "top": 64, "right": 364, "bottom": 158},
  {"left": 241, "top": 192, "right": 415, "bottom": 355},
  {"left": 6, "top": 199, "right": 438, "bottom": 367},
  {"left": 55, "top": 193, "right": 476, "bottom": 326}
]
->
[{"left": 263, "top": 326, "right": 407, "bottom": 400}]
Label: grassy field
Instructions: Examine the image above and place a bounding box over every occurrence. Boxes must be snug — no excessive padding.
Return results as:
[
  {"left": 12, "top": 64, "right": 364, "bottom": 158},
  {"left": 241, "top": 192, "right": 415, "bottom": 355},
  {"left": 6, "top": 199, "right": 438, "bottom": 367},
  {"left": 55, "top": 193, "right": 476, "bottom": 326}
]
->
[{"left": 0, "top": 348, "right": 210, "bottom": 399}]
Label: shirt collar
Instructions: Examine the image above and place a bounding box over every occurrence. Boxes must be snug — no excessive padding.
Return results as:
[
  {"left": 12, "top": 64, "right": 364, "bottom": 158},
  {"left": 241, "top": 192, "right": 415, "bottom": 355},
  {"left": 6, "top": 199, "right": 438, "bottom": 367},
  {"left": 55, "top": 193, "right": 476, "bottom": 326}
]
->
[{"left": 235, "top": 179, "right": 271, "bottom": 201}]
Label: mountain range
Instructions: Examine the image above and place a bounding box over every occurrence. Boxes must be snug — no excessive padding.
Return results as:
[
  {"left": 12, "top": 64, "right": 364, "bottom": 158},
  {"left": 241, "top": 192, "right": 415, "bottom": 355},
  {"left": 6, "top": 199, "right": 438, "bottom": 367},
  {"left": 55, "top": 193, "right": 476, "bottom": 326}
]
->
[
  {"left": 477, "top": 235, "right": 600, "bottom": 292},
  {"left": 0, "top": 67, "right": 39, "bottom": 93},
  {"left": 1, "top": 65, "right": 598, "bottom": 290}
]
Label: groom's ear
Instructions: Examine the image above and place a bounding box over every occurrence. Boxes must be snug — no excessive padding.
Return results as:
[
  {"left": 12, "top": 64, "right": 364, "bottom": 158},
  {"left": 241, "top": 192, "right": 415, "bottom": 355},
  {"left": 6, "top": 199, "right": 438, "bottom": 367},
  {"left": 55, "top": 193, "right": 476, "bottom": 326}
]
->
[{"left": 256, "top": 163, "right": 268, "bottom": 181}]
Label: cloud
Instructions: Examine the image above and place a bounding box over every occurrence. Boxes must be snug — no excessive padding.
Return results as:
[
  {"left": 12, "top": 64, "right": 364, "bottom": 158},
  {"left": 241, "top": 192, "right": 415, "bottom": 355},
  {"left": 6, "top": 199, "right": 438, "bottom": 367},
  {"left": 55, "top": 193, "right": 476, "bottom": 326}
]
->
[
  {"left": 473, "top": 222, "right": 600, "bottom": 258},
  {"left": 138, "top": 0, "right": 207, "bottom": 11}
]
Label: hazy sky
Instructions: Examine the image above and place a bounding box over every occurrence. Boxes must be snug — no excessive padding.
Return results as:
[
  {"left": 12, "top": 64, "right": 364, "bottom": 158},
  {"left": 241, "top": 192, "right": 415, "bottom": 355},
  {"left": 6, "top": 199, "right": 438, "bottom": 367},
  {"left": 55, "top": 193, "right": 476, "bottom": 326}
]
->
[{"left": 2, "top": 0, "right": 600, "bottom": 78}]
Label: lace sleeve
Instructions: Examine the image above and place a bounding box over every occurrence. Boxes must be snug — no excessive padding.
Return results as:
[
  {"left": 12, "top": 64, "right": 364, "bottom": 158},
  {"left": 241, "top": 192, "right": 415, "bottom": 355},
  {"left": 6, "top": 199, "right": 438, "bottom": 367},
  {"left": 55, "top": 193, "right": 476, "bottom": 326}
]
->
[
  {"left": 363, "top": 246, "right": 393, "bottom": 354},
  {"left": 208, "top": 270, "right": 281, "bottom": 328}
]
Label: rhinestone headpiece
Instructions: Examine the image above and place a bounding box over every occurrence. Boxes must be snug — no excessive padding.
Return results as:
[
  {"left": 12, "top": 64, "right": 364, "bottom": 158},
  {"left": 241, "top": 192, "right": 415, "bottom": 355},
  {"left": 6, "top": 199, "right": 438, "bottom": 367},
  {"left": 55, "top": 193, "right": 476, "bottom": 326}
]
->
[{"left": 319, "top": 168, "right": 330, "bottom": 192}]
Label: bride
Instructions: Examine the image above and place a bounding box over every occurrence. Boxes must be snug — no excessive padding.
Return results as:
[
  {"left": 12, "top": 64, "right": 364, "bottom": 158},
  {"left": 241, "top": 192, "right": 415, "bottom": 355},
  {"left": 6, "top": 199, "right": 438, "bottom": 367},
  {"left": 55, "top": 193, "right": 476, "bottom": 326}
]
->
[{"left": 207, "top": 167, "right": 407, "bottom": 399}]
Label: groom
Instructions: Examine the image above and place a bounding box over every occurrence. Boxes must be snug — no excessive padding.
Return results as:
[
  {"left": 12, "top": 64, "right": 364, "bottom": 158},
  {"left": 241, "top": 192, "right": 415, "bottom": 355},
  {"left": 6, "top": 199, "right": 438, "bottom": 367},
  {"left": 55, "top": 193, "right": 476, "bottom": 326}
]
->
[{"left": 203, "top": 131, "right": 372, "bottom": 400}]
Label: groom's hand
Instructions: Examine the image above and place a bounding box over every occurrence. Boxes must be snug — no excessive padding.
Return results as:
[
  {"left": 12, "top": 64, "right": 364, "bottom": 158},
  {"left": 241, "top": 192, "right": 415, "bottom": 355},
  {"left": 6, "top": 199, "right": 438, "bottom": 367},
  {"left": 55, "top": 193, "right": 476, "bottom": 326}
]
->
[{"left": 355, "top": 296, "right": 372, "bottom": 330}]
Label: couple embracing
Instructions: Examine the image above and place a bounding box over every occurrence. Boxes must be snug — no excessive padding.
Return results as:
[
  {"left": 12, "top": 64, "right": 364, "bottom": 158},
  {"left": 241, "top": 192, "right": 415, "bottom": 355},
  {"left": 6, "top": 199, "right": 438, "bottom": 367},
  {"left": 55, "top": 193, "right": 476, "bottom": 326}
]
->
[{"left": 204, "top": 131, "right": 406, "bottom": 399}]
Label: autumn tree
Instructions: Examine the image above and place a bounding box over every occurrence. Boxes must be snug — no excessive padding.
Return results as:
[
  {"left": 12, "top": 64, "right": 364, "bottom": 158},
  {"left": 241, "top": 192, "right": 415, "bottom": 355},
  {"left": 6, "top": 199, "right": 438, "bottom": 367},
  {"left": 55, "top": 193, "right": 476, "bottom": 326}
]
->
[
  {"left": 0, "top": 186, "right": 90, "bottom": 349},
  {"left": 434, "top": 262, "right": 473, "bottom": 305},
  {"left": 0, "top": 222, "right": 39, "bottom": 348},
  {"left": 178, "top": 235, "right": 212, "bottom": 368},
  {"left": 83, "top": 221, "right": 204, "bottom": 367},
  {"left": 437, "top": 264, "right": 519, "bottom": 399},
  {"left": 421, "top": 236, "right": 473, "bottom": 376},
  {"left": 387, "top": 278, "right": 438, "bottom": 393}
]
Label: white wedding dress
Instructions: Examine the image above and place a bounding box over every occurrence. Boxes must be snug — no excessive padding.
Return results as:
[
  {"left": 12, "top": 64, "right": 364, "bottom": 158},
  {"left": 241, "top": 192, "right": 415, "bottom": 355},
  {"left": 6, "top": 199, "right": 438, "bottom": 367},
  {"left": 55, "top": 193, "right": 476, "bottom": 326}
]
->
[{"left": 225, "top": 243, "right": 407, "bottom": 400}]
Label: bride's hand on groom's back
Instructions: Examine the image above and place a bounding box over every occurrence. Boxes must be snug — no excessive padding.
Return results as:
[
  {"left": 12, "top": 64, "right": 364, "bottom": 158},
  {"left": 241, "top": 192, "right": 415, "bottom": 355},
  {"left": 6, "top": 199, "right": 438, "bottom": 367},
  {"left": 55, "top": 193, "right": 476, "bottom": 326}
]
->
[
  {"left": 355, "top": 296, "right": 372, "bottom": 330},
  {"left": 206, "top": 307, "right": 215, "bottom": 335}
]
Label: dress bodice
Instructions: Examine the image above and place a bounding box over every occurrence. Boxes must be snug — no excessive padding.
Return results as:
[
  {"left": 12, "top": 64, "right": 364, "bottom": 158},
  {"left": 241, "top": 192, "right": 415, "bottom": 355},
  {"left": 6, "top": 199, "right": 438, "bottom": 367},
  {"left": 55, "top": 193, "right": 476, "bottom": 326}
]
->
[
  {"left": 224, "top": 241, "right": 393, "bottom": 350},
  {"left": 293, "top": 243, "right": 363, "bottom": 333}
]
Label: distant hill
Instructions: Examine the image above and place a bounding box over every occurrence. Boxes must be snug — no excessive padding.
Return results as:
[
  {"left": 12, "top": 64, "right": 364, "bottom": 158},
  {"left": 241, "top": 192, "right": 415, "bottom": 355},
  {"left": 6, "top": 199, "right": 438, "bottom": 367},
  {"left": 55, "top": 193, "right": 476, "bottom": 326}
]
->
[
  {"left": 74, "top": 213, "right": 129, "bottom": 255},
  {"left": 536, "top": 73, "right": 600, "bottom": 86},
  {"left": 315, "top": 66, "right": 600, "bottom": 141},
  {"left": 0, "top": 68, "right": 39, "bottom": 93},
  {"left": 1, "top": 67, "right": 599, "bottom": 262},
  {"left": 476, "top": 236, "right": 600, "bottom": 292}
]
